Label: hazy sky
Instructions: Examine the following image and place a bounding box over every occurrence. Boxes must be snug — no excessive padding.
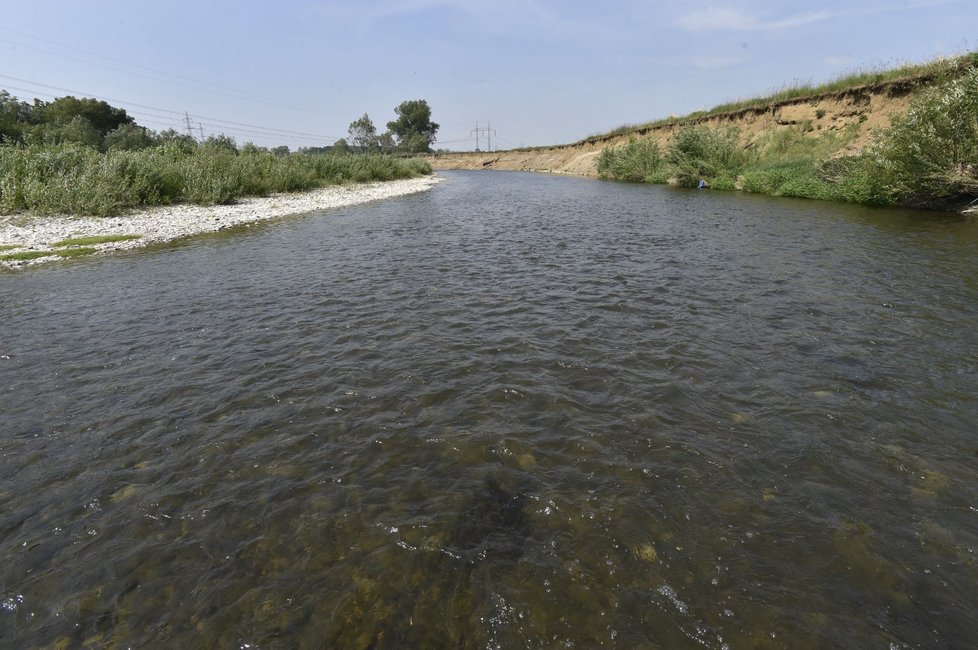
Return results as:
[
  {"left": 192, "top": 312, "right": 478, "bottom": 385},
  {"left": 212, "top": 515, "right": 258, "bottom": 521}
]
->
[{"left": 1, "top": 0, "right": 974, "bottom": 150}]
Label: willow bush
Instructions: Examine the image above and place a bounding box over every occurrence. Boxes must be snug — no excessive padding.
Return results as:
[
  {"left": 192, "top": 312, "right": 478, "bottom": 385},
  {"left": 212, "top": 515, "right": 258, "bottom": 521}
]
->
[{"left": 864, "top": 67, "right": 978, "bottom": 208}]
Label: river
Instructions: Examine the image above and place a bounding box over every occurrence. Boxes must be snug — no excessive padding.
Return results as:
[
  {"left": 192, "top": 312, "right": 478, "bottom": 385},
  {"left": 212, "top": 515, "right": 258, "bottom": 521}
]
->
[{"left": 2, "top": 171, "right": 976, "bottom": 648}]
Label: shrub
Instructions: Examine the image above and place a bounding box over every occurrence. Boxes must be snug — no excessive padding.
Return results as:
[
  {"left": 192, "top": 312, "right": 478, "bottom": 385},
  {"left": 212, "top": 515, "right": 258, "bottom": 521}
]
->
[
  {"left": 864, "top": 67, "right": 978, "bottom": 208},
  {"left": 666, "top": 126, "right": 750, "bottom": 187},
  {"left": 710, "top": 175, "right": 738, "bottom": 191},
  {"left": 596, "top": 138, "right": 663, "bottom": 182}
]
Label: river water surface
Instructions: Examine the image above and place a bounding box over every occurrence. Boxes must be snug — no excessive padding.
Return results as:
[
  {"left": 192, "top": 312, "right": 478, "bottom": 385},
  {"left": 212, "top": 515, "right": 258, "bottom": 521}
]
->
[{"left": 2, "top": 171, "right": 977, "bottom": 648}]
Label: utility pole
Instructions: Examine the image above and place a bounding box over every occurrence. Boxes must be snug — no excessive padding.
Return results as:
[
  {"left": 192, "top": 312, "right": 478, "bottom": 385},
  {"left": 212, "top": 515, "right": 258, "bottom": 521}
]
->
[
  {"left": 184, "top": 112, "right": 195, "bottom": 139},
  {"left": 198, "top": 122, "right": 205, "bottom": 140},
  {"left": 470, "top": 122, "right": 497, "bottom": 152}
]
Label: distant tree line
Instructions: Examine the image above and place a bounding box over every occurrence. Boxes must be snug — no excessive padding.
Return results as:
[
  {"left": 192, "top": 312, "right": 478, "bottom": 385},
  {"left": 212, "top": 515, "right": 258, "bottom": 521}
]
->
[
  {"left": 1, "top": 91, "right": 440, "bottom": 156},
  {"left": 0, "top": 91, "right": 302, "bottom": 154}
]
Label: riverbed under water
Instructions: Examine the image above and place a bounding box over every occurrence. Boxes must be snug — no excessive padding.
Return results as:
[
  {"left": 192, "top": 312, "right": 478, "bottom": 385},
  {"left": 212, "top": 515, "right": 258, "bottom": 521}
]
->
[{"left": 1, "top": 171, "right": 977, "bottom": 648}]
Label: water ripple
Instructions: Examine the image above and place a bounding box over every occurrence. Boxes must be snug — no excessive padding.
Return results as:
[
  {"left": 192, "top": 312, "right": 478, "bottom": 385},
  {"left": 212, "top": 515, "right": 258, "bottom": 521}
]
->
[{"left": 1, "top": 172, "right": 977, "bottom": 647}]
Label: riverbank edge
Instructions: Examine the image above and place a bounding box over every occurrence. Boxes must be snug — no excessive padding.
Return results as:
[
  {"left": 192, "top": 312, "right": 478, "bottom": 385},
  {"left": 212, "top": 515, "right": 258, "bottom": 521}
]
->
[{"left": 0, "top": 176, "right": 443, "bottom": 270}]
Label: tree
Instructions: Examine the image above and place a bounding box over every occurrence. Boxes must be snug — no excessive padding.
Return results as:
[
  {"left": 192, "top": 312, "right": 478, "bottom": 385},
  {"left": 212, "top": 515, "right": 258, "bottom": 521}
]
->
[
  {"left": 59, "top": 115, "right": 102, "bottom": 148},
  {"left": 377, "top": 131, "right": 395, "bottom": 154},
  {"left": 0, "top": 90, "right": 30, "bottom": 143},
  {"left": 332, "top": 138, "right": 350, "bottom": 153},
  {"left": 203, "top": 133, "right": 238, "bottom": 153},
  {"left": 386, "top": 100, "right": 439, "bottom": 153},
  {"left": 41, "top": 96, "right": 133, "bottom": 137},
  {"left": 157, "top": 128, "right": 198, "bottom": 153},
  {"left": 348, "top": 113, "right": 378, "bottom": 152},
  {"left": 240, "top": 141, "right": 266, "bottom": 155},
  {"left": 104, "top": 123, "right": 155, "bottom": 151}
]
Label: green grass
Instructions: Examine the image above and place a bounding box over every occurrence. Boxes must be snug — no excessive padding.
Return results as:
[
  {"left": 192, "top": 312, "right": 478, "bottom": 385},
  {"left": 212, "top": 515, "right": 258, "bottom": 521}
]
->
[
  {"left": 1, "top": 246, "right": 100, "bottom": 262},
  {"left": 54, "top": 246, "right": 98, "bottom": 258},
  {"left": 579, "top": 51, "right": 978, "bottom": 144},
  {"left": 0, "top": 244, "right": 16, "bottom": 252},
  {"left": 52, "top": 234, "right": 142, "bottom": 247},
  {"left": 0, "top": 250, "right": 55, "bottom": 261}
]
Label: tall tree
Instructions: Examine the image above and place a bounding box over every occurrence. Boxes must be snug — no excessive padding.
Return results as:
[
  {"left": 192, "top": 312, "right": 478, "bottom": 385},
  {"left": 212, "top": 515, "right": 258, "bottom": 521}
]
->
[
  {"left": 41, "top": 96, "right": 133, "bottom": 136},
  {"left": 348, "top": 113, "right": 378, "bottom": 152},
  {"left": 386, "top": 100, "right": 438, "bottom": 153},
  {"left": 0, "top": 90, "right": 30, "bottom": 143},
  {"left": 377, "top": 131, "right": 395, "bottom": 154},
  {"left": 104, "top": 123, "right": 155, "bottom": 151}
]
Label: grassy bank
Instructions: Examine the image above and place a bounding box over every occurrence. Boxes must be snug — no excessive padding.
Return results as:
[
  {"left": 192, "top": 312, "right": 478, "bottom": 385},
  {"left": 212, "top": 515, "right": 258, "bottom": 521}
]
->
[
  {"left": 0, "top": 144, "right": 432, "bottom": 217},
  {"left": 597, "top": 64, "right": 978, "bottom": 210}
]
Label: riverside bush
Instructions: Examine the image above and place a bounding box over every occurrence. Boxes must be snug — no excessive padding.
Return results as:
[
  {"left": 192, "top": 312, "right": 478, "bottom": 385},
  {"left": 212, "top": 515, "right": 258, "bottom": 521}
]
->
[
  {"left": 0, "top": 143, "right": 431, "bottom": 216},
  {"left": 666, "top": 126, "right": 750, "bottom": 187},
  {"left": 864, "top": 67, "right": 978, "bottom": 208},
  {"left": 596, "top": 138, "right": 664, "bottom": 182}
]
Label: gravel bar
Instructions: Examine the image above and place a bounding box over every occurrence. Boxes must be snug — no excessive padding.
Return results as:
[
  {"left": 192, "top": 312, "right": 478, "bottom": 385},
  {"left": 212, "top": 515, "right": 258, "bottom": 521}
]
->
[{"left": 0, "top": 176, "right": 442, "bottom": 269}]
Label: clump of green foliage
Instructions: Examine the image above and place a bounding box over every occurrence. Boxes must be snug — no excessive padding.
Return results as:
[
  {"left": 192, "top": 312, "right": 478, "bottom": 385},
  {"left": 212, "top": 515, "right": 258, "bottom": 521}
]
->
[
  {"left": 736, "top": 123, "right": 860, "bottom": 200},
  {"left": 596, "top": 138, "right": 665, "bottom": 182},
  {"left": 740, "top": 160, "right": 837, "bottom": 200},
  {"left": 665, "top": 126, "right": 750, "bottom": 188},
  {"left": 861, "top": 67, "right": 978, "bottom": 208}
]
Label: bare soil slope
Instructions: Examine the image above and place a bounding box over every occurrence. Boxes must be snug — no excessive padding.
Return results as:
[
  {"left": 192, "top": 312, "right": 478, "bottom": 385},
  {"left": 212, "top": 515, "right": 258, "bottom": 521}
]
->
[{"left": 426, "top": 77, "right": 923, "bottom": 176}]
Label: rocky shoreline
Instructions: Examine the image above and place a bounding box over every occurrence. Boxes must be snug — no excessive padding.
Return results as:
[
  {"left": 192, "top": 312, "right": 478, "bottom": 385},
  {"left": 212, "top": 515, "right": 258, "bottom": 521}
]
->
[{"left": 0, "top": 176, "right": 442, "bottom": 270}]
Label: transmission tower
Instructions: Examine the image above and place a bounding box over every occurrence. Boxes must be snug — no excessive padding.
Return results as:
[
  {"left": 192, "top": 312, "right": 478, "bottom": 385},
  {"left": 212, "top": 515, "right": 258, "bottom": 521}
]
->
[
  {"left": 470, "top": 121, "right": 496, "bottom": 152},
  {"left": 184, "top": 111, "right": 195, "bottom": 139}
]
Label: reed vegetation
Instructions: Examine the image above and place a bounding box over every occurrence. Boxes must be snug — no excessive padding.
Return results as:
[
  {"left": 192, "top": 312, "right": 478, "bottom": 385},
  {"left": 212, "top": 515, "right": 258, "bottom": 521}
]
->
[{"left": 0, "top": 144, "right": 432, "bottom": 217}]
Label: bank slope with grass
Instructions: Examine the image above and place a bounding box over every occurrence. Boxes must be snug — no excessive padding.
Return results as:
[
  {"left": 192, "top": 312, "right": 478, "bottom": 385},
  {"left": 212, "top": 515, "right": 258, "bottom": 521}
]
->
[{"left": 429, "top": 53, "right": 978, "bottom": 211}]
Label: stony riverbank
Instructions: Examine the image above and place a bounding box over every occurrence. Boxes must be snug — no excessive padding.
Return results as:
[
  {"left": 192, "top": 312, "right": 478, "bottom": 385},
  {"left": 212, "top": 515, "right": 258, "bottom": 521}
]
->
[{"left": 0, "top": 176, "right": 442, "bottom": 270}]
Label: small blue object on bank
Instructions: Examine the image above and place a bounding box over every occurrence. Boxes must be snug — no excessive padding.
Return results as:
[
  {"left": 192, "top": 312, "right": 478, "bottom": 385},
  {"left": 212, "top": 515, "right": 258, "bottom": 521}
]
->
[{"left": 698, "top": 179, "right": 706, "bottom": 189}]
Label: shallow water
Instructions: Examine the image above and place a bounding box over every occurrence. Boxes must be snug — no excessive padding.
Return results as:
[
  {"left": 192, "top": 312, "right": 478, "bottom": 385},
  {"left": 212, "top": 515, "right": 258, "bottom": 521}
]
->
[{"left": 1, "top": 171, "right": 977, "bottom": 648}]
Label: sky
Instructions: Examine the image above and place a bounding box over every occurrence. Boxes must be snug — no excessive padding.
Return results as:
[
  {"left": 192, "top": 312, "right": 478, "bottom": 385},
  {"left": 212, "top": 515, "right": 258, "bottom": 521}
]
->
[{"left": 1, "top": 0, "right": 974, "bottom": 151}]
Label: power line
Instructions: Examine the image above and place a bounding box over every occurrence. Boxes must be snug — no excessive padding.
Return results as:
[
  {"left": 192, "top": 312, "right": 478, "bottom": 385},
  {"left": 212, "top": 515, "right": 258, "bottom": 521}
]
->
[{"left": 0, "top": 26, "right": 354, "bottom": 118}]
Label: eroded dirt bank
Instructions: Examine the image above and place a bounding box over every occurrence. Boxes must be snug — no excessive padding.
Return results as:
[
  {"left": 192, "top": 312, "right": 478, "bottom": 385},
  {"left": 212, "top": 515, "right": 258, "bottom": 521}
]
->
[{"left": 426, "top": 77, "right": 924, "bottom": 176}]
